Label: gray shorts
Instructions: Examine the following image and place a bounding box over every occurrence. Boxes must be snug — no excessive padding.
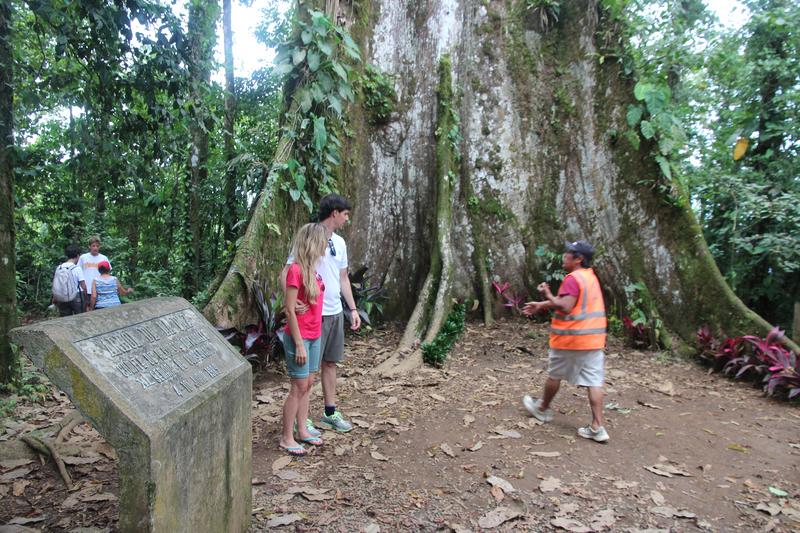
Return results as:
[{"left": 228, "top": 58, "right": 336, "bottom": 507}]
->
[
  {"left": 548, "top": 348, "right": 605, "bottom": 387},
  {"left": 320, "top": 312, "right": 345, "bottom": 363}
]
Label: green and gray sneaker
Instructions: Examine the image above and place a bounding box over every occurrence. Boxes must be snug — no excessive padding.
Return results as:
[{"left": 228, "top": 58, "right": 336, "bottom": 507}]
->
[
  {"left": 319, "top": 410, "right": 353, "bottom": 433},
  {"left": 293, "top": 418, "right": 322, "bottom": 438}
]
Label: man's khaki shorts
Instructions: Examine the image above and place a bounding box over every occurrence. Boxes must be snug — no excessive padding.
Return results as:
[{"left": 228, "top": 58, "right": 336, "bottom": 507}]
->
[
  {"left": 547, "top": 348, "right": 604, "bottom": 387},
  {"left": 320, "top": 312, "right": 345, "bottom": 362}
]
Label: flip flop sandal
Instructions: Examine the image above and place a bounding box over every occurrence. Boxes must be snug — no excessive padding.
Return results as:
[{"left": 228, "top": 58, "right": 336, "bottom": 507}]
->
[
  {"left": 278, "top": 444, "right": 307, "bottom": 456},
  {"left": 299, "top": 436, "right": 323, "bottom": 446}
]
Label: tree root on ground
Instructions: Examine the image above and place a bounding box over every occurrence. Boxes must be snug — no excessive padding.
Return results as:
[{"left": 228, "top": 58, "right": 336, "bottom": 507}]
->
[
  {"left": 20, "top": 434, "right": 73, "bottom": 489},
  {"left": 55, "top": 410, "right": 85, "bottom": 444}
]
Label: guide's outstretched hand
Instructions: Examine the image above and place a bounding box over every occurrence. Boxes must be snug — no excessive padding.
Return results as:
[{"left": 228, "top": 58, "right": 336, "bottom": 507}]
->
[{"left": 522, "top": 300, "right": 548, "bottom": 316}]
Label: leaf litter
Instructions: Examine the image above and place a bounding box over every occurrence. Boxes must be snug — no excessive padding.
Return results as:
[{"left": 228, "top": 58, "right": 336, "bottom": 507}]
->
[{"left": 5, "top": 322, "right": 800, "bottom": 532}]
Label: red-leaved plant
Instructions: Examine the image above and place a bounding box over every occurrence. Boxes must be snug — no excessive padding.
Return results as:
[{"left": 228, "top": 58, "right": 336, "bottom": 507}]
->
[
  {"left": 696, "top": 325, "right": 800, "bottom": 400},
  {"left": 492, "top": 280, "right": 527, "bottom": 314},
  {"left": 622, "top": 316, "right": 650, "bottom": 348},
  {"left": 218, "top": 276, "right": 286, "bottom": 367}
]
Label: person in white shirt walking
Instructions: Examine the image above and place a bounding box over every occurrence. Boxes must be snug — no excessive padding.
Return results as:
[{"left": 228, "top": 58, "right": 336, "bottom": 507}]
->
[{"left": 78, "top": 235, "right": 110, "bottom": 312}]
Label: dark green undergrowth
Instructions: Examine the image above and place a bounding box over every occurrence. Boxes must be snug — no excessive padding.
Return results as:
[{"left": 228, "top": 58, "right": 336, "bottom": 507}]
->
[{"left": 422, "top": 303, "right": 466, "bottom": 368}]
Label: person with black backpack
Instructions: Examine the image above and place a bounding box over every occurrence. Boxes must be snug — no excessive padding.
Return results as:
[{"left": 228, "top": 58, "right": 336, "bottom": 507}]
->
[{"left": 52, "top": 244, "right": 87, "bottom": 317}]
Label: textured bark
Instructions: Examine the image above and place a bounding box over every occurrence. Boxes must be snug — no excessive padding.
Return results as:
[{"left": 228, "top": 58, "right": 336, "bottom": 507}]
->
[
  {"left": 205, "top": 0, "right": 798, "bottom": 357},
  {"left": 222, "top": 0, "right": 238, "bottom": 244},
  {"left": 376, "top": 56, "right": 459, "bottom": 375},
  {"left": 185, "top": 0, "right": 219, "bottom": 295},
  {"left": 0, "top": 1, "right": 15, "bottom": 383}
]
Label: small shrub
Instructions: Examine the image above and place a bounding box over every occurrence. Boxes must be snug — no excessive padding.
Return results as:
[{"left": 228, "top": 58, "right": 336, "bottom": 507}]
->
[
  {"left": 696, "top": 326, "right": 800, "bottom": 401},
  {"left": 219, "top": 275, "right": 285, "bottom": 368},
  {"left": 0, "top": 349, "right": 49, "bottom": 421},
  {"left": 342, "top": 266, "right": 387, "bottom": 332},
  {"left": 621, "top": 282, "right": 666, "bottom": 349},
  {"left": 422, "top": 303, "right": 466, "bottom": 368}
]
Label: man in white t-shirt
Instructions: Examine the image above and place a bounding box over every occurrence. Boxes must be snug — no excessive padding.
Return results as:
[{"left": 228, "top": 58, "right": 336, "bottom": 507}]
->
[
  {"left": 282, "top": 194, "right": 361, "bottom": 434},
  {"left": 78, "top": 235, "right": 111, "bottom": 311}
]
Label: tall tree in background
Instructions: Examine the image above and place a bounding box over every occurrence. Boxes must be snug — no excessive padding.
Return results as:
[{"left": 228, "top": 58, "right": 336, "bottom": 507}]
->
[
  {"left": 184, "top": 0, "right": 220, "bottom": 295},
  {"left": 0, "top": 1, "right": 15, "bottom": 383},
  {"left": 688, "top": 0, "right": 800, "bottom": 331},
  {"left": 222, "top": 0, "right": 238, "bottom": 244}
]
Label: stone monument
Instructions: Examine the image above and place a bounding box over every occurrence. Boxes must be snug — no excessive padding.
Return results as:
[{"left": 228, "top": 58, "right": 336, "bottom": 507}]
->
[{"left": 10, "top": 297, "right": 252, "bottom": 532}]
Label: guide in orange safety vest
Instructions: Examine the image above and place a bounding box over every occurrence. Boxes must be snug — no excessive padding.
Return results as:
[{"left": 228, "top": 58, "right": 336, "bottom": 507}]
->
[{"left": 521, "top": 240, "right": 611, "bottom": 443}]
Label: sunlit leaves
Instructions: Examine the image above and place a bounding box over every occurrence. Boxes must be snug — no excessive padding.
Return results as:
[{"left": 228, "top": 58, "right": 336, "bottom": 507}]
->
[
  {"left": 292, "top": 48, "right": 306, "bottom": 65},
  {"left": 732, "top": 138, "right": 748, "bottom": 161}
]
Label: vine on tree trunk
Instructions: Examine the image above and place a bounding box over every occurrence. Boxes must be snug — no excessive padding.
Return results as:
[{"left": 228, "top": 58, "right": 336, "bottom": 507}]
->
[{"left": 376, "top": 55, "right": 460, "bottom": 375}]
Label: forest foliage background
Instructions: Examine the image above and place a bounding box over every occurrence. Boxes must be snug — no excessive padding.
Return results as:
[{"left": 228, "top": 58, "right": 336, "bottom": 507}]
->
[{"left": 2, "top": 0, "right": 798, "bottom": 341}]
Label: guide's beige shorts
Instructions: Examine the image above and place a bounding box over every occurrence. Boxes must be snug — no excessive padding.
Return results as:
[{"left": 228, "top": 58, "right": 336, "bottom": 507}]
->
[{"left": 547, "top": 348, "right": 605, "bottom": 387}]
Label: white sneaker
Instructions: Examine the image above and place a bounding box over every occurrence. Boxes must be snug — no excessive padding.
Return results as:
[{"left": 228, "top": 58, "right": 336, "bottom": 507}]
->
[
  {"left": 522, "top": 395, "right": 554, "bottom": 422},
  {"left": 577, "top": 424, "right": 610, "bottom": 443}
]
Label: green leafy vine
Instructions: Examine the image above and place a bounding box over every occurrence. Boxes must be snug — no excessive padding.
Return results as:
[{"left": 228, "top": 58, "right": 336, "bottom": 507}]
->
[
  {"left": 272, "top": 10, "right": 361, "bottom": 210},
  {"left": 359, "top": 64, "right": 396, "bottom": 125}
]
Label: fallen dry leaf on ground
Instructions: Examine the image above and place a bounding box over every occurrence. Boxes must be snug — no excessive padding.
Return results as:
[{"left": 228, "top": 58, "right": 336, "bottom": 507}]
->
[
  {"left": 556, "top": 503, "right": 579, "bottom": 516},
  {"left": 61, "top": 455, "right": 101, "bottom": 465},
  {"left": 82, "top": 492, "right": 116, "bottom": 502},
  {"left": 1, "top": 468, "right": 32, "bottom": 482},
  {"left": 645, "top": 463, "right": 692, "bottom": 477},
  {"left": 266, "top": 513, "right": 302, "bottom": 527},
  {"left": 539, "top": 476, "right": 561, "bottom": 493},
  {"left": 493, "top": 428, "right": 522, "bottom": 439},
  {"left": 478, "top": 506, "right": 523, "bottom": 529},
  {"left": 486, "top": 476, "right": 515, "bottom": 493},
  {"left": 651, "top": 490, "right": 665, "bottom": 505},
  {"left": 756, "top": 502, "right": 781, "bottom": 516},
  {"left": 271, "top": 455, "right": 292, "bottom": 473},
  {"left": 550, "top": 517, "right": 591, "bottom": 532},
  {"left": 652, "top": 380, "right": 675, "bottom": 396},
  {"left": 440, "top": 443, "right": 456, "bottom": 457},
  {"left": 0, "top": 459, "right": 34, "bottom": 470},
  {"left": 590, "top": 509, "right": 616, "bottom": 530},
  {"left": 7, "top": 515, "right": 46, "bottom": 525},
  {"left": 275, "top": 469, "right": 309, "bottom": 482},
  {"left": 531, "top": 451, "right": 560, "bottom": 458},
  {"left": 467, "top": 441, "right": 483, "bottom": 452},
  {"left": 649, "top": 506, "right": 696, "bottom": 519},
  {"left": 370, "top": 451, "right": 389, "bottom": 461},
  {"left": 490, "top": 484, "right": 504, "bottom": 502},
  {"left": 12, "top": 479, "right": 30, "bottom": 497}
]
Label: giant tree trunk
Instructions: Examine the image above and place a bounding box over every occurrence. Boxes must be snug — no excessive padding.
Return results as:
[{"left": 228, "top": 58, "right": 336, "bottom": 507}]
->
[
  {"left": 205, "top": 0, "right": 797, "bottom": 363},
  {"left": 0, "top": 1, "right": 15, "bottom": 383}
]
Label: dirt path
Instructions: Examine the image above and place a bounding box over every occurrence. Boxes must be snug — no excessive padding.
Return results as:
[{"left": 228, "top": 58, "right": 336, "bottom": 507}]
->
[{"left": 1, "top": 318, "right": 799, "bottom": 531}]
